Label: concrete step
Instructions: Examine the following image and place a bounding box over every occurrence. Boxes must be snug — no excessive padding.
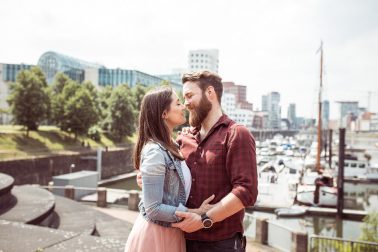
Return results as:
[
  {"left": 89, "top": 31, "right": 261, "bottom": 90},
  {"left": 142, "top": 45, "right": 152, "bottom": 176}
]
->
[
  {"left": 0, "top": 173, "right": 14, "bottom": 208},
  {"left": 52, "top": 196, "right": 133, "bottom": 241},
  {"left": 0, "top": 220, "right": 125, "bottom": 252},
  {"left": 0, "top": 173, "right": 14, "bottom": 196},
  {"left": 0, "top": 185, "right": 55, "bottom": 225},
  {"left": 51, "top": 195, "right": 96, "bottom": 235}
]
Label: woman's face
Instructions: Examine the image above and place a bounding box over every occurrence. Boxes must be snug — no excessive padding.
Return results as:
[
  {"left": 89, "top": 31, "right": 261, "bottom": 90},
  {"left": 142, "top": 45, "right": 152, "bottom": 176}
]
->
[{"left": 163, "top": 92, "right": 186, "bottom": 129}]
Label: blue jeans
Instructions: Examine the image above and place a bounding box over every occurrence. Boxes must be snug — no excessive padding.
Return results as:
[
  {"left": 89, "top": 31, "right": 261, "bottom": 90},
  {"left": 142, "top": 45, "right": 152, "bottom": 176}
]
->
[{"left": 186, "top": 233, "right": 246, "bottom": 252}]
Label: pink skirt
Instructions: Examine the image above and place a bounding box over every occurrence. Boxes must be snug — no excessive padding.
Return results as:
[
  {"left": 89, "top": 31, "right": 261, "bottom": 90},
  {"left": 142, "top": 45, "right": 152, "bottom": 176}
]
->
[{"left": 124, "top": 214, "right": 186, "bottom": 252}]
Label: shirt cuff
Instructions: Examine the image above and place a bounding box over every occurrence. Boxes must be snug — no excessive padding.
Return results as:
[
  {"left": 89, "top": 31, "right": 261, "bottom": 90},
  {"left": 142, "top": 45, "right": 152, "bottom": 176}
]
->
[{"left": 232, "top": 186, "right": 253, "bottom": 207}]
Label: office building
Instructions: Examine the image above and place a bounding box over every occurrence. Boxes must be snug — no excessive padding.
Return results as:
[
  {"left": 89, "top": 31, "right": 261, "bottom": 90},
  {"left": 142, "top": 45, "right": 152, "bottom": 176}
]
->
[{"left": 188, "top": 49, "right": 219, "bottom": 73}]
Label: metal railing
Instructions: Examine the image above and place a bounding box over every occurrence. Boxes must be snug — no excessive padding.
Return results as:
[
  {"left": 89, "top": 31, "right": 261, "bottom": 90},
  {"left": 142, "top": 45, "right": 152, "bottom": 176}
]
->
[{"left": 310, "top": 235, "right": 378, "bottom": 252}]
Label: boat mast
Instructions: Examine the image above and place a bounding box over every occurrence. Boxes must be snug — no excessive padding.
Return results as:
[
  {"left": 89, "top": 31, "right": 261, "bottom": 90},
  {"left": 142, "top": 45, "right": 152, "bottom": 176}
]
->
[{"left": 316, "top": 41, "right": 323, "bottom": 173}]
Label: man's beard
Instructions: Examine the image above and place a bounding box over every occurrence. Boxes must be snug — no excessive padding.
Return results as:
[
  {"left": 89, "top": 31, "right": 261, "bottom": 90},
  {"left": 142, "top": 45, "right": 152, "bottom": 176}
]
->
[{"left": 188, "top": 94, "right": 212, "bottom": 128}]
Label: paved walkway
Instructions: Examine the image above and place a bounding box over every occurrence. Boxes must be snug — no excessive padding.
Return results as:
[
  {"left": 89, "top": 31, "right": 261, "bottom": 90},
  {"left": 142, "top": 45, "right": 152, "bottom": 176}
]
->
[{"left": 92, "top": 205, "right": 280, "bottom": 252}]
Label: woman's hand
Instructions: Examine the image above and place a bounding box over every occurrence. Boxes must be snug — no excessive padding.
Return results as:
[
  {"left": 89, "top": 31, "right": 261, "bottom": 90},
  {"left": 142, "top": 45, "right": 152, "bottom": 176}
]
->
[
  {"left": 188, "top": 194, "right": 215, "bottom": 215},
  {"left": 136, "top": 171, "right": 142, "bottom": 188}
]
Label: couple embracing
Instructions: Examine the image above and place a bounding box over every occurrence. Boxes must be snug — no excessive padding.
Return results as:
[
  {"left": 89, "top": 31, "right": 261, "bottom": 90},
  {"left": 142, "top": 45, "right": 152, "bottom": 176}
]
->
[{"left": 125, "top": 71, "right": 258, "bottom": 252}]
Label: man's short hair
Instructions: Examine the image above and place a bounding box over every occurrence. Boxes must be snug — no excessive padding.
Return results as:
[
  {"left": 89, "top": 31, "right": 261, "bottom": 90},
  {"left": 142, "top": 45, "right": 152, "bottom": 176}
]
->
[{"left": 182, "top": 71, "right": 223, "bottom": 104}]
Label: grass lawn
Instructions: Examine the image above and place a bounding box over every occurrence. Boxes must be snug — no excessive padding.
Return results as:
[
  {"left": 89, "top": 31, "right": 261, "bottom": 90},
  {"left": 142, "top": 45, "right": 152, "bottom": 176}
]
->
[{"left": 0, "top": 125, "right": 136, "bottom": 160}]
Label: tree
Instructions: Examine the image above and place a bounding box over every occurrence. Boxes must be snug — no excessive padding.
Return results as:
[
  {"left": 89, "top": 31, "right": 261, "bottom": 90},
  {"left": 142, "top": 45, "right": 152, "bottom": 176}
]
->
[
  {"left": 107, "top": 84, "right": 136, "bottom": 141},
  {"left": 61, "top": 83, "right": 99, "bottom": 138},
  {"left": 50, "top": 73, "right": 72, "bottom": 127},
  {"left": 98, "top": 86, "right": 113, "bottom": 130},
  {"left": 360, "top": 211, "right": 378, "bottom": 242},
  {"left": 7, "top": 68, "right": 50, "bottom": 136},
  {"left": 132, "top": 83, "right": 148, "bottom": 111}
]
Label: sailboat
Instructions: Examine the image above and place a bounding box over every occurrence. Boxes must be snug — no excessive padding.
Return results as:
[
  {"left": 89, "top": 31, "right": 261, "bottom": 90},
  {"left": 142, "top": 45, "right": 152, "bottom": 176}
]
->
[{"left": 296, "top": 42, "right": 338, "bottom": 207}]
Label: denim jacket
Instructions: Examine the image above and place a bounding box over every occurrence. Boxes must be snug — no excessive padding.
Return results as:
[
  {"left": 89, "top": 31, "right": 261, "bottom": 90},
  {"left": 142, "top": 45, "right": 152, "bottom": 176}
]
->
[{"left": 138, "top": 141, "right": 188, "bottom": 227}]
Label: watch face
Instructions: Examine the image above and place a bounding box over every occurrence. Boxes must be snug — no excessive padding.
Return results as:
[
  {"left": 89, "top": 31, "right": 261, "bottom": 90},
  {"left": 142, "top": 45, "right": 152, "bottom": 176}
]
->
[{"left": 203, "top": 219, "right": 213, "bottom": 228}]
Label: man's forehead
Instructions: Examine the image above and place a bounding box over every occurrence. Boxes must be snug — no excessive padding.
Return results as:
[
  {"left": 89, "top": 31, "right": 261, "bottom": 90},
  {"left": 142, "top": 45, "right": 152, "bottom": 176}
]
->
[{"left": 183, "top": 81, "right": 201, "bottom": 95}]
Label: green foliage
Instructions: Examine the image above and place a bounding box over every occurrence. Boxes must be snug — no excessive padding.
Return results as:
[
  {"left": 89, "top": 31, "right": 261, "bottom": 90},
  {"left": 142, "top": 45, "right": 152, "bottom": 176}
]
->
[
  {"left": 7, "top": 68, "right": 50, "bottom": 134},
  {"left": 360, "top": 211, "right": 378, "bottom": 242},
  {"left": 98, "top": 86, "right": 113, "bottom": 130},
  {"left": 88, "top": 125, "right": 101, "bottom": 141},
  {"left": 106, "top": 84, "right": 136, "bottom": 141},
  {"left": 61, "top": 83, "right": 99, "bottom": 138},
  {"left": 132, "top": 83, "right": 148, "bottom": 111},
  {"left": 49, "top": 73, "right": 72, "bottom": 127},
  {"left": 49, "top": 74, "right": 99, "bottom": 138}
]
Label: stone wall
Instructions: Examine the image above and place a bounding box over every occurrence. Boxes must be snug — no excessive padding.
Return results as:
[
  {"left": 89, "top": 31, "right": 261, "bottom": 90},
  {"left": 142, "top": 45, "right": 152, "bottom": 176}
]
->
[{"left": 0, "top": 147, "right": 134, "bottom": 185}]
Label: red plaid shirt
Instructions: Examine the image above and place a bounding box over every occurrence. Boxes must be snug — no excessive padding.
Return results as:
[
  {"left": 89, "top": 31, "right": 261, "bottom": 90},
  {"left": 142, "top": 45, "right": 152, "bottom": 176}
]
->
[{"left": 177, "top": 115, "right": 258, "bottom": 241}]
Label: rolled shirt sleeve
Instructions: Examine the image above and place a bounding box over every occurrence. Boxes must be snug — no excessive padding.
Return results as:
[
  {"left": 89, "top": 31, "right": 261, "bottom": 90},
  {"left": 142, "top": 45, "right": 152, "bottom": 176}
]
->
[
  {"left": 141, "top": 143, "right": 188, "bottom": 223},
  {"left": 226, "top": 125, "right": 258, "bottom": 207}
]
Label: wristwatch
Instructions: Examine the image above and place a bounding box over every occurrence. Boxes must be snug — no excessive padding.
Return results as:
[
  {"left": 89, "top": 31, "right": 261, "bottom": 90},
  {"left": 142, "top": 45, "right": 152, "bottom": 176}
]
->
[{"left": 201, "top": 214, "right": 213, "bottom": 229}]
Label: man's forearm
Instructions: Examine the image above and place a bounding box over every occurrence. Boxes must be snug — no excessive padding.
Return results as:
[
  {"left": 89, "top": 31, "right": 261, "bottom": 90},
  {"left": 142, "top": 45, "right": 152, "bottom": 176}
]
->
[{"left": 206, "top": 193, "right": 244, "bottom": 223}]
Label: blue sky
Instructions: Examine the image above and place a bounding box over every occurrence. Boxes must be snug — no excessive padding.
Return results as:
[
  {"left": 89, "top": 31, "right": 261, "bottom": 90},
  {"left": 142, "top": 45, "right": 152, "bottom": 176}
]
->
[{"left": 1, "top": 0, "right": 377, "bottom": 119}]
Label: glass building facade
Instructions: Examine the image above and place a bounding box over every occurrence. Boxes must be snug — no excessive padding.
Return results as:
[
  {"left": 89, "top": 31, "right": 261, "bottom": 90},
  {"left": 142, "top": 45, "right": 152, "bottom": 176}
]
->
[
  {"left": 2, "top": 63, "right": 34, "bottom": 82},
  {"left": 97, "top": 68, "right": 181, "bottom": 90},
  {"left": 37, "top": 51, "right": 104, "bottom": 84}
]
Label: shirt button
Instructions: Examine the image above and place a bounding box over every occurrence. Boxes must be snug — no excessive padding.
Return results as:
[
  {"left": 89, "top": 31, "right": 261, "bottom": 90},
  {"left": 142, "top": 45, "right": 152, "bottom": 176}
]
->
[
  {"left": 192, "top": 178, "right": 195, "bottom": 182},
  {"left": 194, "top": 161, "right": 197, "bottom": 165},
  {"left": 190, "top": 196, "right": 193, "bottom": 198}
]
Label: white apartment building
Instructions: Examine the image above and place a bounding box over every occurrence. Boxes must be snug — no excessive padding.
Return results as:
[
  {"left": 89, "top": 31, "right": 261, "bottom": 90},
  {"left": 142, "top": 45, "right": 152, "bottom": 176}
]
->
[
  {"left": 188, "top": 49, "right": 219, "bottom": 73},
  {"left": 221, "top": 92, "right": 252, "bottom": 129}
]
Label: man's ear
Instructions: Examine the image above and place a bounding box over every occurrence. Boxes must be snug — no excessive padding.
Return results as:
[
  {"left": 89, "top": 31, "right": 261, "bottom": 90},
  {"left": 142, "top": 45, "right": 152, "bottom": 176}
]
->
[{"left": 207, "top": 86, "right": 215, "bottom": 100}]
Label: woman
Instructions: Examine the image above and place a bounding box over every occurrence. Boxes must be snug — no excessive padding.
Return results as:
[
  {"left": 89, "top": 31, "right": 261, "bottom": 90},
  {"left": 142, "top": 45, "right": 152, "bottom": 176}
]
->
[{"left": 125, "top": 87, "right": 214, "bottom": 252}]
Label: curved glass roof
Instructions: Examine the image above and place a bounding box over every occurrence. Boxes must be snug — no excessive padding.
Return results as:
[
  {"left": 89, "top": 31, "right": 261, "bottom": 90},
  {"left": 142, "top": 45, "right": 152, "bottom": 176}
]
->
[
  {"left": 37, "top": 51, "right": 105, "bottom": 83},
  {"left": 38, "top": 51, "right": 105, "bottom": 70}
]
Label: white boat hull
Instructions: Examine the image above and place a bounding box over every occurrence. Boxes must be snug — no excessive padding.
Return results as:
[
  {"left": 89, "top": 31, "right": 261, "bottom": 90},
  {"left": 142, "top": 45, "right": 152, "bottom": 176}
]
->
[{"left": 296, "top": 185, "right": 337, "bottom": 207}]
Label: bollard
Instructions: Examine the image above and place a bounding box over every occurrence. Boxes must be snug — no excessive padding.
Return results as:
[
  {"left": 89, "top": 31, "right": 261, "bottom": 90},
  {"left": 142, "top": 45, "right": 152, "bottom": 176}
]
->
[
  {"left": 128, "top": 190, "right": 140, "bottom": 211},
  {"left": 64, "top": 185, "right": 75, "bottom": 200},
  {"left": 97, "top": 187, "right": 107, "bottom": 208},
  {"left": 47, "top": 181, "right": 54, "bottom": 192},
  {"left": 255, "top": 217, "right": 268, "bottom": 244},
  {"left": 291, "top": 231, "right": 308, "bottom": 252}
]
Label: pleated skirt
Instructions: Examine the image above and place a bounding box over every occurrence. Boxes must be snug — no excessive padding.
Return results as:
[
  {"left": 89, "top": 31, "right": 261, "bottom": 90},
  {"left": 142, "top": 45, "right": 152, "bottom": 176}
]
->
[{"left": 125, "top": 214, "right": 186, "bottom": 252}]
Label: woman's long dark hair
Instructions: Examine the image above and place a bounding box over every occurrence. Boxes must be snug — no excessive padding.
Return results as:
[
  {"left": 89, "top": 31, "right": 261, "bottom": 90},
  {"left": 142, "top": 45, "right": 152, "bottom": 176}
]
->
[{"left": 133, "top": 86, "right": 184, "bottom": 170}]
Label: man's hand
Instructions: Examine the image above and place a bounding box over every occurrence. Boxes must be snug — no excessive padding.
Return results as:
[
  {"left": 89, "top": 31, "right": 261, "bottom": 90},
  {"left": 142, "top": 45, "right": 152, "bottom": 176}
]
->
[
  {"left": 136, "top": 171, "right": 142, "bottom": 188},
  {"left": 171, "top": 211, "right": 203, "bottom": 233},
  {"left": 178, "top": 127, "right": 190, "bottom": 135}
]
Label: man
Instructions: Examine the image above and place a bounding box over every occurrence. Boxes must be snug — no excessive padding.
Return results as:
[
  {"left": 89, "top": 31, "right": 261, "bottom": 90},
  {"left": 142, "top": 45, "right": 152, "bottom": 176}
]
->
[{"left": 172, "top": 71, "right": 258, "bottom": 252}]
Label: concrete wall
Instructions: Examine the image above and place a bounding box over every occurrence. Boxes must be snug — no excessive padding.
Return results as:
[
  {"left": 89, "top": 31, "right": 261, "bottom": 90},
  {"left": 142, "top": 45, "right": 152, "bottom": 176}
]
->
[{"left": 0, "top": 147, "right": 134, "bottom": 185}]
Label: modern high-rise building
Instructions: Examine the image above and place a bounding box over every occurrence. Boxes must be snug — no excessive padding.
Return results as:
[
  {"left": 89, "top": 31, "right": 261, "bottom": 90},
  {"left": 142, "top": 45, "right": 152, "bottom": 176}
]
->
[
  {"left": 336, "top": 101, "right": 359, "bottom": 127},
  {"left": 223, "top": 82, "right": 252, "bottom": 110},
  {"left": 262, "top": 92, "right": 281, "bottom": 129},
  {"left": 287, "top": 103, "right": 296, "bottom": 129},
  {"left": 322, "top": 100, "right": 330, "bottom": 128},
  {"left": 223, "top": 82, "right": 246, "bottom": 103},
  {"left": 188, "top": 49, "right": 219, "bottom": 73},
  {"left": 262, "top": 95, "right": 268, "bottom": 112},
  {"left": 336, "top": 101, "right": 360, "bottom": 128},
  {"left": 221, "top": 92, "right": 252, "bottom": 129}
]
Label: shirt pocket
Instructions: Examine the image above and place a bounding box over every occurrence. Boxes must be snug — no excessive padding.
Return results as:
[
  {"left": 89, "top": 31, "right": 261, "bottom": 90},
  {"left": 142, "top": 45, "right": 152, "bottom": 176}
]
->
[{"left": 205, "top": 146, "right": 225, "bottom": 168}]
